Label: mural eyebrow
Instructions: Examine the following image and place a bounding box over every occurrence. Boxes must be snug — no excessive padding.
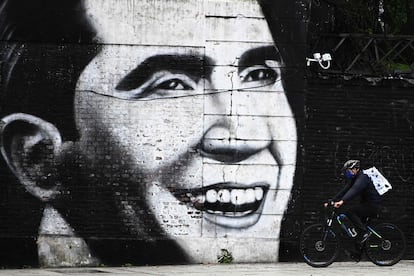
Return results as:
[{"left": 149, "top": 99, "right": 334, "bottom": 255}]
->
[
  {"left": 115, "top": 54, "right": 214, "bottom": 91},
  {"left": 238, "top": 46, "right": 281, "bottom": 72}
]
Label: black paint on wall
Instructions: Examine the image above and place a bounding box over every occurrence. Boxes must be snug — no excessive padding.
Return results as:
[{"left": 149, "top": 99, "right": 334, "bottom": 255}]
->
[{"left": 280, "top": 77, "right": 414, "bottom": 261}]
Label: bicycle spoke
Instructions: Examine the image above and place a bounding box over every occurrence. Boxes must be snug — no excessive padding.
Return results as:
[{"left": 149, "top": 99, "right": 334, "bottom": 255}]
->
[
  {"left": 300, "top": 224, "right": 340, "bottom": 267},
  {"left": 365, "top": 223, "right": 406, "bottom": 266}
]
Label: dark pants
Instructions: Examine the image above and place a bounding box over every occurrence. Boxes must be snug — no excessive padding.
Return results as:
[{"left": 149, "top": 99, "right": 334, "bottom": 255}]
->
[{"left": 345, "top": 203, "right": 381, "bottom": 234}]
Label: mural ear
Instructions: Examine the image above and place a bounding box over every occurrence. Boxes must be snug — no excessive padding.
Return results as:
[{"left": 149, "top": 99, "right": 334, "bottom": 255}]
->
[{"left": 0, "top": 113, "right": 62, "bottom": 201}]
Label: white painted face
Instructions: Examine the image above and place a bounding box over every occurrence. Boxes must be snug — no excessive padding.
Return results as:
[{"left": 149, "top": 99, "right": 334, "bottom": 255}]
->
[{"left": 76, "top": 0, "right": 297, "bottom": 262}]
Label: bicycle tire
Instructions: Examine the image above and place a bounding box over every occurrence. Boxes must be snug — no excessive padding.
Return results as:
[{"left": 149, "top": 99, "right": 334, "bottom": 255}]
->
[
  {"left": 300, "top": 223, "right": 340, "bottom": 267},
  {"left": 365, "top": 223, "right": 406, "bottom": 266}
]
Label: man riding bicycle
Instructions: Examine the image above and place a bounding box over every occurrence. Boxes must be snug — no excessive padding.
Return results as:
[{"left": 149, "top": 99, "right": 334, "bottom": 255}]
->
[
  {"left": 300, "top": 160, "right": 403, "bottom": 266},
  {"left": 326, "top": 160, "right": 382, "bottom": 244}
]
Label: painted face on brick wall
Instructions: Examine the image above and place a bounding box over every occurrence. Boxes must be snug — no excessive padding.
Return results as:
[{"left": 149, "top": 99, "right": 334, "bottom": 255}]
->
[{"left": 74, "top": 0, "right": 297, "bottom": 262}]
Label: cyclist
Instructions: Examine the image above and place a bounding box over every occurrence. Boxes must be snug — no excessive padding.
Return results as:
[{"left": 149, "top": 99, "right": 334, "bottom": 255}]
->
[{"left": 325, "top": 160, "right": 382, "bottom": 244}]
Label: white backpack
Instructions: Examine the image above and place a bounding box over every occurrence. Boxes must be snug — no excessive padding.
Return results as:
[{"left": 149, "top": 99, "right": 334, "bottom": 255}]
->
[{"left": 363, "top": 166, "right": 392, "bottom": 195}]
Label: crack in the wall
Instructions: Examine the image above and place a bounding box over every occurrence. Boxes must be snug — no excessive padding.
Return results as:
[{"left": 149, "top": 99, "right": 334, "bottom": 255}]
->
[{"left": 227, "top": 69, "right": 237, "bottom": 140}]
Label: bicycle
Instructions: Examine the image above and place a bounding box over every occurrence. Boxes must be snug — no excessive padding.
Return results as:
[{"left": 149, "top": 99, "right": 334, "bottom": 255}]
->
[{"left": 300, "top": 202, "right": 406, "bottom": 267}]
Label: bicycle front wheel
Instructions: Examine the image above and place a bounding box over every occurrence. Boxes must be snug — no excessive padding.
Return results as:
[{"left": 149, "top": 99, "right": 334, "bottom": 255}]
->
[
  {"left": 300, "top": 223, "right": 340, "bottom": 267},
  {"left": 365, "top": 223, "right": 406, "bottom": 266}
]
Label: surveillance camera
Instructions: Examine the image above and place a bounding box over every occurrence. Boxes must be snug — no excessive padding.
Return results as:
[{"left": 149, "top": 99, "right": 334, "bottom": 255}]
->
[
  {"left": 306, "top": 52, "right": 332, "bottom": 69},
  {"left": 313, "top": 53, "right": 321, "bottom": 59},
  {"left": 322, "top": 53, "right": 332, "bottom": 61}
]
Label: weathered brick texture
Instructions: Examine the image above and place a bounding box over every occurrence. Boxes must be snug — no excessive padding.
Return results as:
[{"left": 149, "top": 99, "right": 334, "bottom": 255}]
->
[{"left": 1, "top": 0, "right": 413, "bottom": 268}]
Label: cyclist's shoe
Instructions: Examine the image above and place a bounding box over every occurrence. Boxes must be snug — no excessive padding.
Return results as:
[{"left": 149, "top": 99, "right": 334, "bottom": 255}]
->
[
  {"left": 344, "top": 249, "right": 361, "bottom": 263},
  {"left": 350, "top": 251, "right": 362, "bottom": 262}
]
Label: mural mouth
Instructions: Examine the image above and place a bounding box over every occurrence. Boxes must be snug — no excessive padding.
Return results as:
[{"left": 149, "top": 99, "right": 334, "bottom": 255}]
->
[{"left": 173, "top": 182, "right": 269, "bottom": 217}]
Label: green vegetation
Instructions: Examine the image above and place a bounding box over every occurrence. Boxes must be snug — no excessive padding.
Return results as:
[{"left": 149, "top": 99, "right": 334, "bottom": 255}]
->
[
  {"left": 379, "top": 62, "right": 412, "bottom": 72},
  {"left": 217, "top": 249, "right": 233, "bottom": 264},
  {"left": 333, "top": 0, "right": 414, "bottom": 34}
]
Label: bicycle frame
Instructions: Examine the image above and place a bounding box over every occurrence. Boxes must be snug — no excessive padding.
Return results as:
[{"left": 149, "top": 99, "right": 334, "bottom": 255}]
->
[
  {"left": 366, "top": 225, "right": 382, "bottom": 239},
  {"left": 322, "top": 205, "right": 354, "bottom": 240}
]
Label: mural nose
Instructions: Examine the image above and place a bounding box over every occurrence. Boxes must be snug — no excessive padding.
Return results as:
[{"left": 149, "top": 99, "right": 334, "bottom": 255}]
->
[{"left": 201, "top": 120, "right": 271, "bottom": 163}]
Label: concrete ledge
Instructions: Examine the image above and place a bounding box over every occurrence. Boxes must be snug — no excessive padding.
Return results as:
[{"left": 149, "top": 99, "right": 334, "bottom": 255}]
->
[{"left": 1, "top": 261, "right": 414, "bottom": 275}]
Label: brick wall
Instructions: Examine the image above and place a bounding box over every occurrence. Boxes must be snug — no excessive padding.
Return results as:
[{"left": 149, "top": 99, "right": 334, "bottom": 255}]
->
[{"left": 0, "top": 0, "right": 413, "bottom": 268}]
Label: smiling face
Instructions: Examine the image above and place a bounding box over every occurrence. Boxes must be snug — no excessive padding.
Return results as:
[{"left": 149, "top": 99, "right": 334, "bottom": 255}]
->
[{"left": 74, "top": 0, "right": 297, "bottom": 262}]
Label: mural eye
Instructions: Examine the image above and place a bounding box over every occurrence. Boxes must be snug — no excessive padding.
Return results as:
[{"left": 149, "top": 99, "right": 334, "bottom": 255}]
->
[
  {"left": 239, "top": 65, "right": 279, "bottom": 88},
  {"left": 155, "top": 78, "right": 194, "bottom": 90},
  {"left": 243, "top": 68, "right": 277, "bottom": 83},
  {"left": 244, "top": 69, "right": 276, "bottom": 82},
  {"left": 115, "top": 72, "right": 199, "bottom": 100}
]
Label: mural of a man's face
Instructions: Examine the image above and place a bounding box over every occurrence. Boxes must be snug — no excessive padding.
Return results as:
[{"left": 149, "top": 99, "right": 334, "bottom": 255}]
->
[
  {"left": 0, "top": 0, "right": 297, "bottom": 264},
  {"left": 71, "top": 0, "right": 297, "bottom": 262}
]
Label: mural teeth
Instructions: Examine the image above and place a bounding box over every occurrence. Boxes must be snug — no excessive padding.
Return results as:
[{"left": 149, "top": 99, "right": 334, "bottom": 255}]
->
[
  {"left": 224, "top": 210, "right": 252, "bottom": 217},
  {"left": 195, "top": 194, "right": 205, "bottom": 204},
  {"left": 230, "top": 189, "right": 246, "bottom": 205},
  {"left": 241, "top": 210, "right": 252, "bottom": 216},
  {"left": 217, "top": 189, "right": 231, "bottom": 203},
  {"left": 206, "top": 189, "right": 218, "bottom": 203},
  {"left": 255, "top": 187, "right": 264, "bottom": 201},
  {"left": 245, "top": 188, "right": 256, "bottom": 203}
]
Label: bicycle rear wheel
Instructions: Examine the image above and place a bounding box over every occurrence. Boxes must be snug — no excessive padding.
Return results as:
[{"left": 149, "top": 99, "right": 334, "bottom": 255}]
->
[
  {"left": 365, "top": 223, "right": 406, "bottom": 266},
  {"left": 300, "top": 223, "right": 340, "bottom": 267}
]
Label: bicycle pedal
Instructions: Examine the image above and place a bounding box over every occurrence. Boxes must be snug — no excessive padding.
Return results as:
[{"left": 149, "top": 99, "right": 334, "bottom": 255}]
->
[{"left": 359, "top": 232, "right": 372, "bottom": 244}]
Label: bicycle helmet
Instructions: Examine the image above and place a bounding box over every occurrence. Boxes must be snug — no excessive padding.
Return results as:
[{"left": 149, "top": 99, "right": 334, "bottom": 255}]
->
[{"left": 342, "top": 160, "right": 360, "bottom": 172}]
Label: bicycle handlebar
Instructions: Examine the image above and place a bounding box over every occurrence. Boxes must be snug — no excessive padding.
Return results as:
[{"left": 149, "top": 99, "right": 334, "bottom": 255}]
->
[{"left": 324, "top": 200, "right": 335, "bottom": 208}]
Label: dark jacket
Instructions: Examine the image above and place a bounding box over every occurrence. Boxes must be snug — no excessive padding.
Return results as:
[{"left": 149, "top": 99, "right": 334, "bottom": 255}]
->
[{"left": 333, "top": 170, "right": 381, "bottom": 206}]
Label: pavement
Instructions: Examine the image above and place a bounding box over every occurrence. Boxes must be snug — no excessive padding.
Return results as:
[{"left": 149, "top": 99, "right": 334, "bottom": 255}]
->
[{"left": 0, "top": 261, "right": 414, "bottom": 276}]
